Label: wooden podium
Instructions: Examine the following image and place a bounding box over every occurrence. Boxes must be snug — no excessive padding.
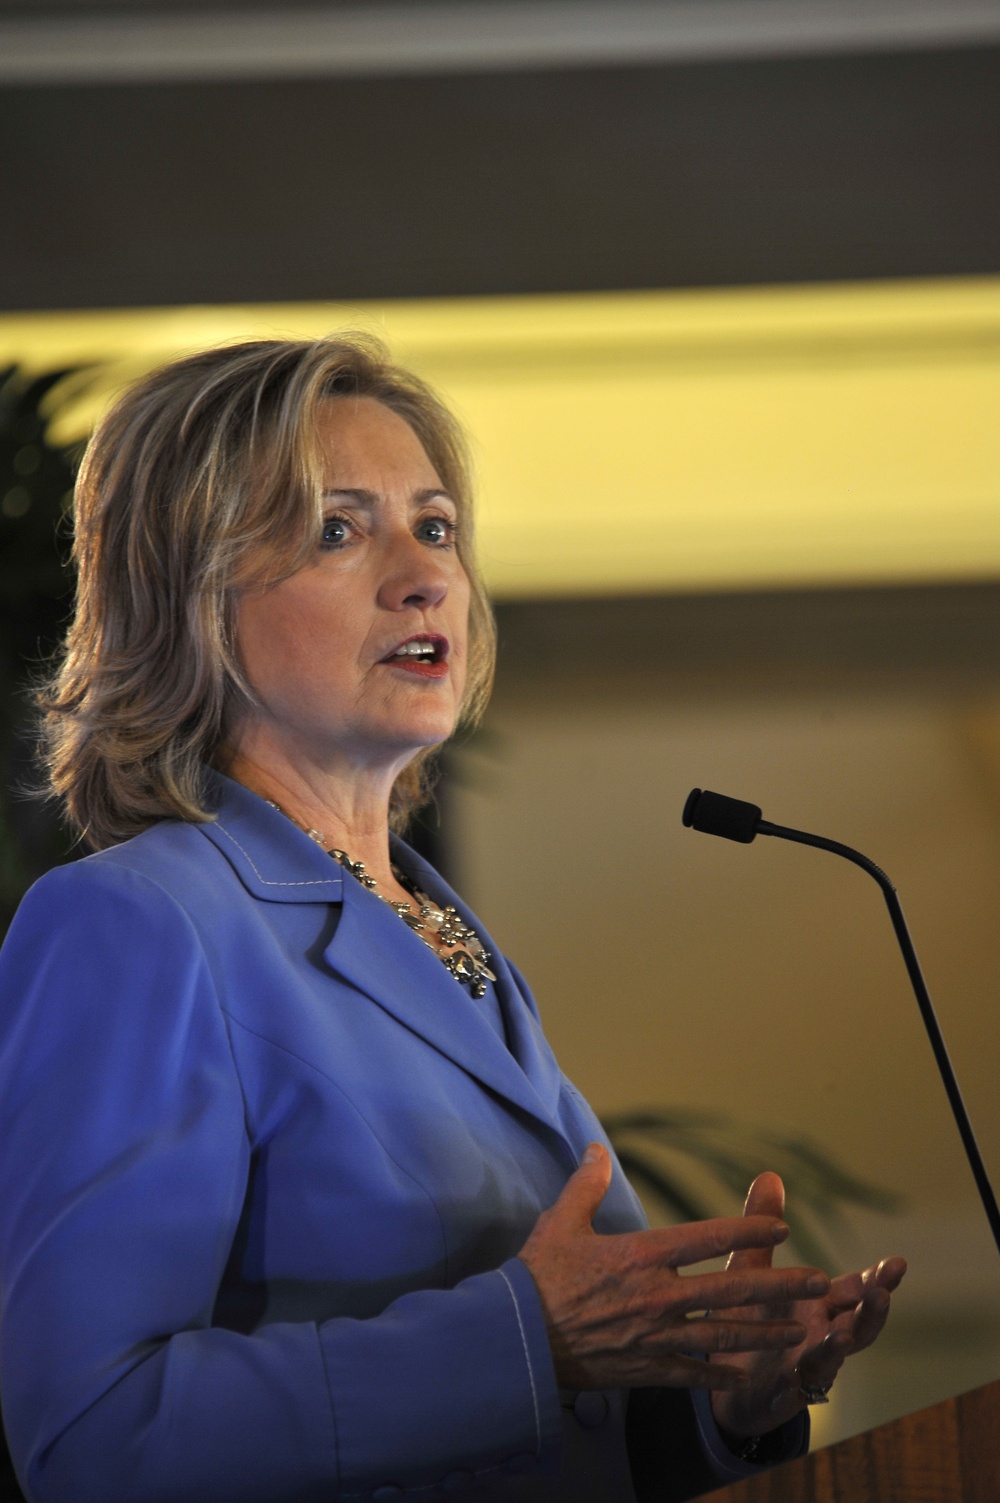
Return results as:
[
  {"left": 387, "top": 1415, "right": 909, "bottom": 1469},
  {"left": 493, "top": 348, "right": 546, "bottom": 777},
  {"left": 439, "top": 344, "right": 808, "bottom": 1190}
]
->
[{"left": 703, "top": 1377, "right": 1000, "bottom": 1502}]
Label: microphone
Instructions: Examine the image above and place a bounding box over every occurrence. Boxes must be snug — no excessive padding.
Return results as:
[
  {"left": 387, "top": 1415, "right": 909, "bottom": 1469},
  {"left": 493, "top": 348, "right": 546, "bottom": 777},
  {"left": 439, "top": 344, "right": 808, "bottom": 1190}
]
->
[{"left": 682, "top": 787, "right": 1000, "bottom": 1262}]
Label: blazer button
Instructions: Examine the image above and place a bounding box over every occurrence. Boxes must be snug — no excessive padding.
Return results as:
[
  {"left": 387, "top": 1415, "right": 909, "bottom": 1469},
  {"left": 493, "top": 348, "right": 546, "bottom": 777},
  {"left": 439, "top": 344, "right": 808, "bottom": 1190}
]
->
[
  {"left": 441, "top": 1470, "right": 475, "bottom": 1494},
  {"left": 573, "top": 1391, "right": 609, "bottom": 1429},
  {"left": 372, "top": 1488, "right": 405, "bottom": 1501}
]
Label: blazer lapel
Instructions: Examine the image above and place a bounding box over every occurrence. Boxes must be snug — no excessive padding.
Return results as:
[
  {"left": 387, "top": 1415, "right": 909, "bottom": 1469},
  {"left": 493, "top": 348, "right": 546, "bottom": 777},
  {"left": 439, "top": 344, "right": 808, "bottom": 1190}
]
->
[
  {"left": 324, "top": 863, "right": 565, "bottom": 1138},
  {"left": 390, "top": 839, "right": 565, "bottom": 1122},
  {"left": 197, "top": 772, "right": 567, "bottom": 1140}
]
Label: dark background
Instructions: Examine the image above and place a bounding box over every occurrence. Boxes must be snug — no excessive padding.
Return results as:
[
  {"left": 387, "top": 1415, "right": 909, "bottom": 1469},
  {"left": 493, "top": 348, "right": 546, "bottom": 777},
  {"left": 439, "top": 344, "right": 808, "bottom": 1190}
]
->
[{"left": 2, "top": 44, "right": 999, "bottom": 309}]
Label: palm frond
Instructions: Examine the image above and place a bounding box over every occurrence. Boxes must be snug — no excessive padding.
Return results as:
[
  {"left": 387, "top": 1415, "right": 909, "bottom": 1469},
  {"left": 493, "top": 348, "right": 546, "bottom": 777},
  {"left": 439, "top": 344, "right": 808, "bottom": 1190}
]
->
[{"left": 602, "top": 1106, "right": 902, "bottom": 1267}]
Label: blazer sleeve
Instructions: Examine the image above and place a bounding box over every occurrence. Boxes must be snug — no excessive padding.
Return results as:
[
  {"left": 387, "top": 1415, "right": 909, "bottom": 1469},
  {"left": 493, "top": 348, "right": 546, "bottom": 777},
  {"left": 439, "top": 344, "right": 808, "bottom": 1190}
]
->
[{"left": 0, "top": 863, "right": 561, "bottom": 1503}]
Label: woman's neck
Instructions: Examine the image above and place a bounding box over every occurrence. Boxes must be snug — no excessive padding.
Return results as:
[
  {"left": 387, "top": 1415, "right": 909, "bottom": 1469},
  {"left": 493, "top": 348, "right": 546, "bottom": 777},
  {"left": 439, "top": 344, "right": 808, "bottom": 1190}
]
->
[{"left": 220, "top": 746, "right": 404, "bottom": 892}]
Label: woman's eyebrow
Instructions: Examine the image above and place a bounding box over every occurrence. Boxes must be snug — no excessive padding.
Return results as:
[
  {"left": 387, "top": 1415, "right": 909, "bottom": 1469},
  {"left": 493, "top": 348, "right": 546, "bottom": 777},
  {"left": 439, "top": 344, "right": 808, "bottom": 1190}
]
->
[
  {"left": 321, "top": 488, "right": 376, "bottom": 509},
  {"left": 413, "top": 488, "right": 456, "bottom": 507},
  {"left": 321, "top": 487, "right": 456, "bottom": 508}
]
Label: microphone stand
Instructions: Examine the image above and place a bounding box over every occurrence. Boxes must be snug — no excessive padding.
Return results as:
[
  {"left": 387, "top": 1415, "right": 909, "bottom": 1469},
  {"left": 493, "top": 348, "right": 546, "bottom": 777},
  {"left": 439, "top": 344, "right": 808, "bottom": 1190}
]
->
[{"left": 683, "top": 787, "right": 1000, "bottom": 1263}]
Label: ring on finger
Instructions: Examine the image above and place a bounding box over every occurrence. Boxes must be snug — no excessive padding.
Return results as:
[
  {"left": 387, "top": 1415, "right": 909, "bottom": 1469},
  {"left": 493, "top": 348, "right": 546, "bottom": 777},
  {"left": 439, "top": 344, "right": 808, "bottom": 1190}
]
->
[{"left": 796, "top": 1371, "right": 834, "bottom": 1405}]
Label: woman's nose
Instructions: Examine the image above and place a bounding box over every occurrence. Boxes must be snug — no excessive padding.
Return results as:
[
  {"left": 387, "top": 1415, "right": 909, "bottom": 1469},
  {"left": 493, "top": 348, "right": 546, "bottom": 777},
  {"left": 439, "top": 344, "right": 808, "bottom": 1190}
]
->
[{"left": 376, "top": 530, "right": 450, "bottom": 612}]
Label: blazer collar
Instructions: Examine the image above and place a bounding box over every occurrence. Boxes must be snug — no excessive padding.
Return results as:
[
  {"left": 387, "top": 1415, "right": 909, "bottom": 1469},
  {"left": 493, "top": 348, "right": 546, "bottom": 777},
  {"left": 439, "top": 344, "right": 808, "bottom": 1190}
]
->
[
  {"left": 195, "top": 769, "right": 344, "bottom": 903},
  {"left": 195, "top": 770, "right": 565, "bottom": 1135}
]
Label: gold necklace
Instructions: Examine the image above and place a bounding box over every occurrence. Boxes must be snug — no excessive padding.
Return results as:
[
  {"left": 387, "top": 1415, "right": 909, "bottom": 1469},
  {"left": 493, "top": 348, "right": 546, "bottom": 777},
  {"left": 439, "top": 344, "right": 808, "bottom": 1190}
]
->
[{"left": 263, "top": 799, "right": 497, "bottom": 999}]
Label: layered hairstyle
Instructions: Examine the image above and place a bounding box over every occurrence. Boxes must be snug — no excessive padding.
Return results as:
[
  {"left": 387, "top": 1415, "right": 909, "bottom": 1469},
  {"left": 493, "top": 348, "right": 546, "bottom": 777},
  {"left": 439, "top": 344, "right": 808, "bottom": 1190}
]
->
[{"left": 34, "top": 334, "right": 496, "bottom": 851}]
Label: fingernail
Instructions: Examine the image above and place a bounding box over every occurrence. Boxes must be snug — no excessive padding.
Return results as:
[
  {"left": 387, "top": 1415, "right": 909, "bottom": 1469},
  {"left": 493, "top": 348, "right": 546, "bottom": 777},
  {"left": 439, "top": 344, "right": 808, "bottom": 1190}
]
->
[
  {"left": 807, "top": 1274, "right": 830, "bottom": 1295},
  {"left": 582, "top": 1144, "right": 602, "bottom": 1165},
  {"left": 771, "top": 1222, "right": 790, "bottom": 1242}
]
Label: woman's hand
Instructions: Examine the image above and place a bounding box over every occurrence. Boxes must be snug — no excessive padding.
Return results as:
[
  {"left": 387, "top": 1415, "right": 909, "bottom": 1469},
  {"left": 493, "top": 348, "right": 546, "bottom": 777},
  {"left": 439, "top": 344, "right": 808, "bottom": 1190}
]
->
[
  {"left": 518, "top": 1143, "right": 833, "bottom": 1391},
  {"left": 708, "top": 1172, "right": 907, "bottom": 1440}
]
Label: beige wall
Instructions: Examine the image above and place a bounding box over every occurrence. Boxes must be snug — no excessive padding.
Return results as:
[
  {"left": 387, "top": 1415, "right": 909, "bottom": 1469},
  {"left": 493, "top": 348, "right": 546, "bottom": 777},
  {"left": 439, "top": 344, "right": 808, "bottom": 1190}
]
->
[{"left": 448, "top": 584, "right": 1000, "bottom": 1447}]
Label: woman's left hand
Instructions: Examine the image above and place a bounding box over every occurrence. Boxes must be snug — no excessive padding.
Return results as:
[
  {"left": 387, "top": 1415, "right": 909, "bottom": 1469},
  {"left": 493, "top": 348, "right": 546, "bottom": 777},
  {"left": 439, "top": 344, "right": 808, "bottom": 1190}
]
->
[{"left": 709, "top": 1172, "right": 907, "bottom": 1441}]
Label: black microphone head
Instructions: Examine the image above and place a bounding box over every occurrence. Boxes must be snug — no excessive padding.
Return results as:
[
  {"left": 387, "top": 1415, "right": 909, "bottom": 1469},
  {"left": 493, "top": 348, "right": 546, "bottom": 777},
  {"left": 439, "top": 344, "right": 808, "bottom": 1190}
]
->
[{"left": 682, "top": 788, "right": 762, "bottom": 844}]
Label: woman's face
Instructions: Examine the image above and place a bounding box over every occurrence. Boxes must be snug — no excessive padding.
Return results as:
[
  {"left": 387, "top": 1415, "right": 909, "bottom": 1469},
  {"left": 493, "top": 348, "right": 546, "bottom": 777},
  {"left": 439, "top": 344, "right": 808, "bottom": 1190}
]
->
[{"left": 231, "top": 396, "right": 472, "bottom": 780}]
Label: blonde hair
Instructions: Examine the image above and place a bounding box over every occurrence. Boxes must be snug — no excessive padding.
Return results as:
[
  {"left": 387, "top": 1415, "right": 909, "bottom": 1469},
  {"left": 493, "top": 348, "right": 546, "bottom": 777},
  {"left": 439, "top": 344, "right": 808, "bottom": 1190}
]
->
[{"left": 33, "top": 334, "right": 496, "bottom": 851}]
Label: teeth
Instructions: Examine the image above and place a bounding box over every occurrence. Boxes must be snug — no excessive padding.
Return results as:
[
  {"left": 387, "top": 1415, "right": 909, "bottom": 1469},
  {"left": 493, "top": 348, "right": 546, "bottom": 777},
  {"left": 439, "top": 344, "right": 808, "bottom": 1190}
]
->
[{"left": 393, "top": 640, "right": 436, "bottom": 658}]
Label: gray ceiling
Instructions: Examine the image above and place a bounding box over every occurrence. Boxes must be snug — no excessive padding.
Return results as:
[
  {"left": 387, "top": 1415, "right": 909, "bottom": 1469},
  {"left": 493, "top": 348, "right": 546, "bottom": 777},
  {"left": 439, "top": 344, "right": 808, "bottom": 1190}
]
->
[
  {"left": 2, "top": 0, "right": 998, "bottom": 310},
  {"left": 3, "top": 1, "right": 1000, "bottom": 85}
]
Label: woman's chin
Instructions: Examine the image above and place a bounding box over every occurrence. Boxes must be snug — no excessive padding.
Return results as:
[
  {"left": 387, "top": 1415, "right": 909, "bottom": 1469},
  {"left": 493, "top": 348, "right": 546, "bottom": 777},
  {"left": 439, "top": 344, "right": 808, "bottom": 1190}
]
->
[
  {"left": 375, "top": 687, "right": 463, "bottom": 751},
  {"left": 368, "top": 710, "right": 460, "bottom": 757}
]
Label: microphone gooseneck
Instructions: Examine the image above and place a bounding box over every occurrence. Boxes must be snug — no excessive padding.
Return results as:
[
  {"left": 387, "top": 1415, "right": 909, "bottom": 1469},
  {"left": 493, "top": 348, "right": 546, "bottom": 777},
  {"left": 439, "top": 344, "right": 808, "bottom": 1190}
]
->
[{"left": 682, "top": 787, "right": 1000, "bottom": 1263}]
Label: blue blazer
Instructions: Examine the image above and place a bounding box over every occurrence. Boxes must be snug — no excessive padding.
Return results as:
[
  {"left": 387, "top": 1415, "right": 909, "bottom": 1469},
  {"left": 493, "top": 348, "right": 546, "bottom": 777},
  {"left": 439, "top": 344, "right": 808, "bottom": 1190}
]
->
[{"left": 0, "top": 772, "right": 803, "bottom": 1502}]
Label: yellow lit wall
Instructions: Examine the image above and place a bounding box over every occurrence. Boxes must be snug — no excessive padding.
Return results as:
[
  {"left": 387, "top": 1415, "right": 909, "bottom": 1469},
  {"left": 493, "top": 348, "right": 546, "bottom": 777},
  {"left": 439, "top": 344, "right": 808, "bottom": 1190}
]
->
[{"left": 2, "top": 276, "right": 998, "bottom": 596}]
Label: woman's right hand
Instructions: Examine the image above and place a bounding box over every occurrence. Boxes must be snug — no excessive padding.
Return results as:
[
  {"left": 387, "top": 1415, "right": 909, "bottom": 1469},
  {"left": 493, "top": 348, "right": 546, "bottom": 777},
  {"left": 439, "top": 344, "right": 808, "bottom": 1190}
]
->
[{"left": 517, "top": 1142, "right": 831, "bottom": 1391}]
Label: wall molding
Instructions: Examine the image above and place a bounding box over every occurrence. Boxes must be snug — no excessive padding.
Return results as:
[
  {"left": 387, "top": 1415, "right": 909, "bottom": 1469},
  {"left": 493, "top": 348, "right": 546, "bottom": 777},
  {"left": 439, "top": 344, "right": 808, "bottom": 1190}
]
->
[
  {"left": 2, "top": 276, "right": 998, "bottom": 597},
  {"left": 3, "top": 0, "right": 1000, "bottom": 86}
]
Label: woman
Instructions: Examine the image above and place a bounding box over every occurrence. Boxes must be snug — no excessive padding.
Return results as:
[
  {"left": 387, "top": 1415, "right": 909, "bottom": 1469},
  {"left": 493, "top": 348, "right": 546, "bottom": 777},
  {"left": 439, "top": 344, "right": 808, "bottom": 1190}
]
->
[{"left": 0, "top": 337, "right": 904, "bottom": 1503}]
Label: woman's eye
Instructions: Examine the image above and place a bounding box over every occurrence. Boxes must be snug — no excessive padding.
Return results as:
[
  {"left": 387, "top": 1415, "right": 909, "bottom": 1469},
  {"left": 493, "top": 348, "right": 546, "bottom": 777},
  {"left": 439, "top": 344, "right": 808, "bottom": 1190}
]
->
[
  {"left": 416, "top": 516, "right": 456, "bottom": 547},
  {"left": 320, "top": 516, "right": 351, "bottom": 549}
]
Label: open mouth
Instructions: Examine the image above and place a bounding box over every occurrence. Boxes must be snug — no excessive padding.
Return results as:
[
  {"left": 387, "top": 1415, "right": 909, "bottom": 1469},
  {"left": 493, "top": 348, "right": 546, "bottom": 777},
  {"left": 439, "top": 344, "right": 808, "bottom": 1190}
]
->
[{"left": 380, "top": 635, "right": 450, "bottom": 675}]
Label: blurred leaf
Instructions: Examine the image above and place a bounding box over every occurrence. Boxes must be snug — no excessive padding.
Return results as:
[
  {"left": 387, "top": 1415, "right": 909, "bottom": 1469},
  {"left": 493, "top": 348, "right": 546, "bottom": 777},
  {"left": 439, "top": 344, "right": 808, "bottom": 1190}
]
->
[
  {"left": 0, "top": 366, "right": 88, "bottom": 937},
  {"left": 602, "top": 1106, "right": 903, "bottom": 1268}
]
